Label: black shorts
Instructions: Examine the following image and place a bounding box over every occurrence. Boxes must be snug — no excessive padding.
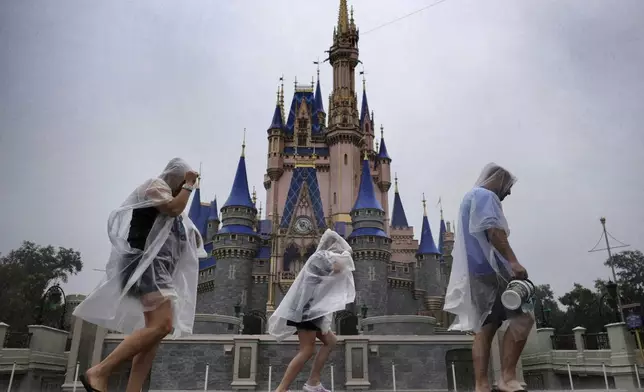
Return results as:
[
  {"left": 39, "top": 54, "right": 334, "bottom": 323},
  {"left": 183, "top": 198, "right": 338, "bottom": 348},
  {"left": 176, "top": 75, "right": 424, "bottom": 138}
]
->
[
  {"left": 287, "top": 318, "right": 322, "bottom": 332},
  {"left": 473, "top": 274, "right": 521, "bottom": 328},
  {"left": 120, "top": 243, "right": 176, "bottom": 298}
]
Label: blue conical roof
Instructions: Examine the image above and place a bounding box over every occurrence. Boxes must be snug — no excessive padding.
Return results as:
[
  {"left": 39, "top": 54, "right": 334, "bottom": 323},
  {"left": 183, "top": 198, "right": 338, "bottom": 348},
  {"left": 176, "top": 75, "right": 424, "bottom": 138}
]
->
[
  {"left": 438, "top": 218, "right": 447, "bottom": 259},
  {"left": 208, "top": 198, "right": 219, "bottom": 221},
  {"left": 359, "top": 88, "right": 370, "bottom": 128},
  {"left": 188, "top": 187, "right": 202, "bottom": 223},
  {"left": 391, "top": 191, "right": 409, "bottom": 228},
  {"left": 268, "top": 104, "right": 283, "bottom": 131},
  {"left": 418, "top": 215, "right": 440, "bottom": 255},
  {"left": 352, "top": 158, "right": 383, "bottom": 211},
  {"left": 222, "top": 156, "right": 255, "bottom": 209},
  {"left": 314, "top": 79, "right": 324, "bottom": 114},
  {"left": 378, "top": 137, "right": 391, "bottom": 160}
]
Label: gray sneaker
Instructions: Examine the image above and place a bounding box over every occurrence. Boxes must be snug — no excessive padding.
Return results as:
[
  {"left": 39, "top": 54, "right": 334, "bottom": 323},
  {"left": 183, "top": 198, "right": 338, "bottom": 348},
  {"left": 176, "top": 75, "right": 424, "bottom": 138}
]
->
[{"left": 303, "top": 383, "right": 330, "bottom": 392}]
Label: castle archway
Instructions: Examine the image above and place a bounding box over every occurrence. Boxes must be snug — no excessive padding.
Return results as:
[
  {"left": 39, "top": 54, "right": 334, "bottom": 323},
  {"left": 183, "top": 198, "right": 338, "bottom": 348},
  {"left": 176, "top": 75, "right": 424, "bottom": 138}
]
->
[
  {"left": 243, "top": 310, "right": 266, "bottom": 335},
  {"left": 335, "top": 310, "right": 358, "bottom": 336}
]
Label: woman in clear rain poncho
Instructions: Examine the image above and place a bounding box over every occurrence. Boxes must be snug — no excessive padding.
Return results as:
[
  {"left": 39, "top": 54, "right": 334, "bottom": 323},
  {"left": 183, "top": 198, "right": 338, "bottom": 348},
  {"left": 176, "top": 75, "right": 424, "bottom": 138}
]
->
[
  {"left": 268, "top": 229, "right": 355, "bottom": 392},
  {"left": 74, "top": 158, "right": 206, "bottom": 392},
  {"left": 443, "top": 163, "right": 534, "bottom": 392}
]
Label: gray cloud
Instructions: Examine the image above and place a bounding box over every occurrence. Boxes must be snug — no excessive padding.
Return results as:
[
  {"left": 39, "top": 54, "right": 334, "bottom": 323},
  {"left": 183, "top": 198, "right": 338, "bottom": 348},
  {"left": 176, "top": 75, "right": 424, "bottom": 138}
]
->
[{"left": 1, "top": 0, "right": 642, "bottom": 299}]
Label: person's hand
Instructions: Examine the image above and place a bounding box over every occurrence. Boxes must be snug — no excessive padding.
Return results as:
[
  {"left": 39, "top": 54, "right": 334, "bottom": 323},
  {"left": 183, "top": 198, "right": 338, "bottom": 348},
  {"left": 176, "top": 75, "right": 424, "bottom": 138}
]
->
[
  {"left": 510, "top": 261, "right": 528, "bottom": 280},
  {"left": 184, "top": 171, "right": 199, "bottom": 186}
]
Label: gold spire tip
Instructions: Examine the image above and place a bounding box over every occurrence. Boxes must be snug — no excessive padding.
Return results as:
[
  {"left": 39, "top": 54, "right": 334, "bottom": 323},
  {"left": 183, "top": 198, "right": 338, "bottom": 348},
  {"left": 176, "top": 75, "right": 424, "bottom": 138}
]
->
[
  {"left": 363, "top": 149, "right": 368, "bottom": 160},
  {"left": 380, "top": 124, "right": 384, "bottom": 139},
  {"left": 394, "top": 173, "right": 399, "bottom": 193},
  {"left": 422, "top": 193, "right": 427, "bottom": 216},
  {"left": 241, "top": 128, "right": 246, "bottom": 157}
]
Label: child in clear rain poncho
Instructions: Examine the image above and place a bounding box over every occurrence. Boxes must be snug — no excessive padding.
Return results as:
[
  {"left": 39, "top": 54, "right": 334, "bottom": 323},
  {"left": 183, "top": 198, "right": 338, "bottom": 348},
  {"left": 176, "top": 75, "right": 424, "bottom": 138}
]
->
[
  {"left": 73, "top": 158, "right": 206, "bottom": 392},
  {"left": 268, "top": 229, "right": 355, "bottom": 392}
]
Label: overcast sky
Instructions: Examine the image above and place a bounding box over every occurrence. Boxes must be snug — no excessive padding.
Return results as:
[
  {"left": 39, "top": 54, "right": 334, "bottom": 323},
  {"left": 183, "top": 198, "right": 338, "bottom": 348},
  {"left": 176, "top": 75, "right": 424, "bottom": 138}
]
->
[{"left": 1, "top": 0, "right": 643, "bottom": 301}]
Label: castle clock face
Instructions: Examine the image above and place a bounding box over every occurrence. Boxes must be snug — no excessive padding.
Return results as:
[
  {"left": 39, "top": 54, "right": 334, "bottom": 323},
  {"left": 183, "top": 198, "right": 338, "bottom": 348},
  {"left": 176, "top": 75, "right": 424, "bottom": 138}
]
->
[{"left": 294, "top": 217, "right": 313, "bottom": 234}]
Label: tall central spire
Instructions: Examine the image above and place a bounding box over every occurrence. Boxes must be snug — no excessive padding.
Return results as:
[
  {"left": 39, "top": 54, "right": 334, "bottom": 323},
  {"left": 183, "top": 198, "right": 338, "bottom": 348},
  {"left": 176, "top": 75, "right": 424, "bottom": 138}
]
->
[{"left": 338, "top": 0, "right": 349, "bottom": 33}]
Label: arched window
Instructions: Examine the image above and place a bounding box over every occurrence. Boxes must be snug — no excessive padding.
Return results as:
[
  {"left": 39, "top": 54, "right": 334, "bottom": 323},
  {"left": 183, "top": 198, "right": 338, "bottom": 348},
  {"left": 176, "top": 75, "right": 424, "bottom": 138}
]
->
[
  {"left": 333, "top": 192, "right": 337, "bottom": 205},
  {"left": 344, "top": 154, "right": 348, "bottom": 165},
  {"left": 283, "top": 243, "right": 299, "bottom": 272}
]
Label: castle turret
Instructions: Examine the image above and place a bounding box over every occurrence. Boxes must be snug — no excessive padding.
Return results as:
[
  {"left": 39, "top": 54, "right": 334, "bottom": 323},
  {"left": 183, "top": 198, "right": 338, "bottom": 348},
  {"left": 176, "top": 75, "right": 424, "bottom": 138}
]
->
[
  {"left": 376, "top": 125, "right": 392, "bottom": 231},
  {"left": 348, "top": 154, "right": 390, "bottom": 317},
  {"left": 314, "top": 75, "right": 326, "bottom": 127},
  {"left": 416, "top": 195, "right": 443, "bottom": 317},
  {"left": 210, "top": 136, "right": 259, "bottom": 318},
  {"left": 327, "top": 0, "right": 362, "bottom": 226},
  {"left": 265, "top": 88, "right": 286, "bottom": 220},
  {"left": 206, "top": 197, "right": 219, "bottom": 242}
]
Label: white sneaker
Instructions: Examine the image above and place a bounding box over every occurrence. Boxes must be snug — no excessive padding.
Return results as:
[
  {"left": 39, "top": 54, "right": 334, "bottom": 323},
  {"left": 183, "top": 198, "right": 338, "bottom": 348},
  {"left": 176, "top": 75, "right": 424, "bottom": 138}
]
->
[{"left": 303, "top": 383, "right": 330, "bottom": 392}]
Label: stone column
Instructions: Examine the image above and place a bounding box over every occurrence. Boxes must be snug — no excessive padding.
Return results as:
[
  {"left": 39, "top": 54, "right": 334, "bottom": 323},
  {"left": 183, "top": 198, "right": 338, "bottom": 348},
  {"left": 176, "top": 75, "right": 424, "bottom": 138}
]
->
[
  {"left": 0, "top": 322, "right": 8, "bottom": 347},
  {"left": 572, "top": 326, "right": 586, "bottom": 365},
  {"left": 606, "top": 322, "right": 638, "bottom": 390},
  {"left": 531, "top": 328, "right": 560, "bottom": 389},
  {"left": 231, "top": 335, "right": 259, "bottom": 391},
  {"left": 344, "top": 337, "right": 370, "bottom": 390},
  {"left": 62, "top": 317, "right": 84, "bottom": 391}
]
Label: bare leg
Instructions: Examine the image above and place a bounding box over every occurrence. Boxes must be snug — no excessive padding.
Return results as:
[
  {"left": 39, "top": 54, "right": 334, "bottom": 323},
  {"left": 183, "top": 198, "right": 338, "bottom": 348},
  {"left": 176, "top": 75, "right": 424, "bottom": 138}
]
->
[
  {"left": 275, "top": 330, "right": 317, "bottom": 392},
  {"left": 498, "top": 314, "right": 533, "bottom": 392},
  {"left": 85, "top": 298, "right": 173, "bottom": 391},
  {"left": 473, "top": 322, "right": 499, "bottom": 392},
  {"left": 307, "top": 331, "right": 337, "bottom": 386},
  {"left": 124, "top": 307, "right": 166, "bottom": 392}
]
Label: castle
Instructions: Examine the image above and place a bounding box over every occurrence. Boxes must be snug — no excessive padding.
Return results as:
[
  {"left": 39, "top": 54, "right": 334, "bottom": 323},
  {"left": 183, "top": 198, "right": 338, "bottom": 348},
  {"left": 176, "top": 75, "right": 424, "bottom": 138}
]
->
[{"left": 188, "top": 0, "right": 456, "bottom": 336}]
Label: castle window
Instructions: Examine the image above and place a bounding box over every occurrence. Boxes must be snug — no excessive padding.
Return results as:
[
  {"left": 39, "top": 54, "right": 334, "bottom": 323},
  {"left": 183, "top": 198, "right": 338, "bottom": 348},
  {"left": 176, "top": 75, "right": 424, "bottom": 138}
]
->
[
  {"left": 333, "top": 192, "right": 337, "bottom": 205},
  {"left": 344, "top": 154, "right": 348, "bottom": 165},
  {"left": 368, "top": 236, "right": 374, "bottom": 243},
  {"left": 298, "top": 118, "right": 308, "bottom": 129},
  {"left": 231, "top": 235, "right": 237, "bottom": 240},
  {"left": 404, "top": 266, "right": 409, "bottom": 273},
  {"left": 390, "top": 265, "right": 396, "bottom": 272},
  {"left": 258, "top": 260, "right": 265, "bottom": 267},
  {"left": 298, "top": 133, "right": 307, "bottom": 147}
]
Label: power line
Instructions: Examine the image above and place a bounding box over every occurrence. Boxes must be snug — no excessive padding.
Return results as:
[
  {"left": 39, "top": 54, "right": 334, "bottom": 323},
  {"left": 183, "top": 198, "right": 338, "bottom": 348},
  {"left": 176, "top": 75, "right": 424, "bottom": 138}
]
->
[{"left": 362, "top": 0, "right": 451, "bottom": 36}]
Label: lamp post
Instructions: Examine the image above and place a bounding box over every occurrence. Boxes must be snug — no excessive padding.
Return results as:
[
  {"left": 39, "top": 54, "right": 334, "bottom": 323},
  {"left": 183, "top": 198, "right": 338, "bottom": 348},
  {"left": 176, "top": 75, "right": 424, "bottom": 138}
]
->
[{"left": 37, "top": 284, "right": 67, "bottom": 329}]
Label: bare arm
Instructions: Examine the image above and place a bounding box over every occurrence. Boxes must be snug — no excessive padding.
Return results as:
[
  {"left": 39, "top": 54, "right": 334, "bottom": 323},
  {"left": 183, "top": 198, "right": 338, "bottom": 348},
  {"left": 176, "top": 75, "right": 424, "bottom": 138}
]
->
[
  {"left": 486, "top": 228, "right": 519, "bottom": 264},
  {"left": 155, "top": 188, "right": 192, "bottom": 217}
]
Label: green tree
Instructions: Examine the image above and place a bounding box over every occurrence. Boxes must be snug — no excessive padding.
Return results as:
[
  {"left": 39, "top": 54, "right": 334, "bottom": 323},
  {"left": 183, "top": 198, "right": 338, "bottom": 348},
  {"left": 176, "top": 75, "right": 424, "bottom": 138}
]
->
[
  {"left": 558, "top": 283, "right": 612, "bottom": 333},
  {"left": 0, "top": 241, "right": 83, "bottom": 331},
  {"left": 603, "top": 250, "right": 644, "bottom": 304}
]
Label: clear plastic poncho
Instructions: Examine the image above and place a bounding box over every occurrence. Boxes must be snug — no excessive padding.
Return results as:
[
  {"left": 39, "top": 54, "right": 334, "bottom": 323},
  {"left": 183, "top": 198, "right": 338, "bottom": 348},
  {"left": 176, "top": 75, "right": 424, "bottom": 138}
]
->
[
  {"left": 443, "top": 163, "right": 521, "bottom": 333},
  {"left": 268, "top": 229, "right": 355, "bottom": 342},
  {"left": 73, "top": 158, "right": 206, "bottom": 338}
]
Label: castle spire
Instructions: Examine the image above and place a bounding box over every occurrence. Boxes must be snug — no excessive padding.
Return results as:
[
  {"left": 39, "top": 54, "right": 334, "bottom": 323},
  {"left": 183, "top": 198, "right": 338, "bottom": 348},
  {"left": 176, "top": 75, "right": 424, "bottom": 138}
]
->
[
  {"left": 338, "top": 0, "right": 350, "bottom": 34},
  {"left": 268, "top": 86, "right": 284, "bottom": 131},
  {"left": 378, "top": 125, "right": 391, "bottom": 160},
  {"left": 418, "top": 195, "right": 440, "bottom": 255},
  {"left": 208, "top": 196, "right": 219, "bottom": 222},
  {"left": 222, "top": 135, "right": 254, "bottom": 209},
  {"left": 352, "top": 155, "right": 383, "bottom": 211},
  {"left": 391, "top": 174, "right": 409, "bottom": 228}
]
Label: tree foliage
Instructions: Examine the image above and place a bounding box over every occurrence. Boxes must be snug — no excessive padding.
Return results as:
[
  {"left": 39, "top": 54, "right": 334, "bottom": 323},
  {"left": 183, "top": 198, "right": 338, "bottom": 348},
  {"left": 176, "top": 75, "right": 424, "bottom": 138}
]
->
[{"left": 0, "top": 241, "right": 83, "bottom": 331}]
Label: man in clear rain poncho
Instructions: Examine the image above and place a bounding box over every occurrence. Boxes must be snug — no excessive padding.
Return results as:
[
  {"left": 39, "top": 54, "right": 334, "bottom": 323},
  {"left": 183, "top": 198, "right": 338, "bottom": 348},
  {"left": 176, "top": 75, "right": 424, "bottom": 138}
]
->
[
  {"left": 444, "top": 163, "right": 534, "bottom": 392},
  {"left": 268, "top": 229, "right": 356, "bottom": 392},
  {"left": 73, "top": 158, "right": 206, "bottom": 392}
]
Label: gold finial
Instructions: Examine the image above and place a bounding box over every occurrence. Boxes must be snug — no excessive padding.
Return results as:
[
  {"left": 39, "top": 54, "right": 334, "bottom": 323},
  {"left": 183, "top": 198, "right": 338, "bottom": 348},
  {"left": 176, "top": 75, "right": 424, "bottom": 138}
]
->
[
  {"left": 350, "top": 5, "right": 354, "bottom": 24},
  {"left": 311, "top": 76, "right": 315, "bottom": 88},
  {"left": 422, "top": 193, "right": 427, "bottom": 216},
  {"left": 258, "top": 201, "right": 263, "bottom": 219},
  {"left": 241, "top": 128, "right": 246, "bottom": 157},
  {"left": 280, "top": 75, "right": 285, "bottom": 119},
  {"left": 197, "top": 162, "right": 202, "bottom": 189},
  {"left": 294, "top": 76, "right": 298, "bottom": 89},
  {"left": 380, "top": 124, "right": 384, "bottom": 139},
  {"left": 395, "top": 173, "right": 399, "bottom": 193},
  {"left": 375, "top": 139, "right": 379, "bottom": 152},
  {"left": 438, "top": 196, "right": 444, "bottom": 220},
  {"left": 252, "top": 186, "right": 257, "bottom": 205},
  {"left": 314, "top": 58, "right": 320, "bottom": 80},
  {"left": 338, "top": 0, "right": 349, "bottom": 33},
  {"left": 276, "top": 86, "right": 280, "bottom": 105}
]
